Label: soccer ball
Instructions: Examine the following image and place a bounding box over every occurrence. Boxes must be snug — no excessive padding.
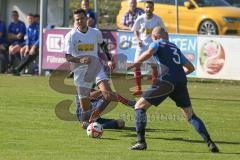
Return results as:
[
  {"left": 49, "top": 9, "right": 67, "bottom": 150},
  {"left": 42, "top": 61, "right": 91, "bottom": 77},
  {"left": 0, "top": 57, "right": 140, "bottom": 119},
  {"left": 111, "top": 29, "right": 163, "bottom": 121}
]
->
[{"left": 86, "top": 122, "right": 103, "bottom": 138}]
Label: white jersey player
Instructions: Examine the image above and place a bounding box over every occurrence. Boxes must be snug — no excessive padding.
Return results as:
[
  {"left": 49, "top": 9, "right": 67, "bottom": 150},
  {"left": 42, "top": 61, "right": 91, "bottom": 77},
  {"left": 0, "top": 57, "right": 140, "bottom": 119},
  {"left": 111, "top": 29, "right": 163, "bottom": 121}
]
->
[
  {"left": 64, "top": 9, "right": 135, "bottom": 123},
  {"left": 131, "top": 0, "right": 167, "bottom": 96},
  {"left": 64, "top": 26, "right": 107, "bottom": 89}
]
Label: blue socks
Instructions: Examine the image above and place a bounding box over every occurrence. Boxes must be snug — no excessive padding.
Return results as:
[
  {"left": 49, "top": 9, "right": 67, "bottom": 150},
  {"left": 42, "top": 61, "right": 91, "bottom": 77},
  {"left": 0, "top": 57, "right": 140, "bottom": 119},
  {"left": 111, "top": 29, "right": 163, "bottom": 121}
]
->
[
  {"left": 95, "top": 98, "right": 110, "bottom": 113},
  {"left": 189, "top": 114, "right": 211, "bottom": 143},
  {"left": 135, "top": 108, "right": 147, "bottom": 143}
]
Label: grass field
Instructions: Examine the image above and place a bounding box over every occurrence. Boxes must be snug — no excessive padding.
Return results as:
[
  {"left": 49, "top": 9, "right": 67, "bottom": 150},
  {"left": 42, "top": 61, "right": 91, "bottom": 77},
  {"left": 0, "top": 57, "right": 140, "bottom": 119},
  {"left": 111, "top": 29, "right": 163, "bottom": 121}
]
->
[{"left": 1, "top": 74, "right": 240, "bottom": 160}]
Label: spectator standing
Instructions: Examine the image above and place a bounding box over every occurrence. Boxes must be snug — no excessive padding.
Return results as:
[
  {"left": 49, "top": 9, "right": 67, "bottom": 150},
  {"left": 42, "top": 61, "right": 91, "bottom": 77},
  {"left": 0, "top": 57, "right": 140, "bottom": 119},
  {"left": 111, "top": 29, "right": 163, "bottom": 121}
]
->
[{"left": 121, "top": 0, "right": 144, "bottom": 30}]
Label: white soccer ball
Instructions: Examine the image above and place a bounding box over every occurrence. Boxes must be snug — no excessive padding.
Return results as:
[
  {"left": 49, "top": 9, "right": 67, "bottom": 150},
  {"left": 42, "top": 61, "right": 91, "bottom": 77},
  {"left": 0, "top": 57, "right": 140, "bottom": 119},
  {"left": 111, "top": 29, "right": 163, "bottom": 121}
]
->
[{"left": 86, "top": 122, "right": 103, "bottom": 138}]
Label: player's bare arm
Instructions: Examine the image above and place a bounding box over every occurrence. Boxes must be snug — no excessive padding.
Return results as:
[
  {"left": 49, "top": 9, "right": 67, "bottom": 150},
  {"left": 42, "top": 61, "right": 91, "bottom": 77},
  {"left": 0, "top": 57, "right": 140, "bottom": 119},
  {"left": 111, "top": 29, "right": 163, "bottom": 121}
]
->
[
  {"left": 182, "top": 57, "right": 195, "bottom": 75},
  {"left": 100, "top": 41, "right": 115, "bottom": 70},
  {"left": 134, "top": 30, "right": 142, "bottom": 48},
  {"left": 65, "top": 54, "right": 91, "bottom": 64},
  {"left": 127, "top": 48, "right": 154, "bottom": 70}
]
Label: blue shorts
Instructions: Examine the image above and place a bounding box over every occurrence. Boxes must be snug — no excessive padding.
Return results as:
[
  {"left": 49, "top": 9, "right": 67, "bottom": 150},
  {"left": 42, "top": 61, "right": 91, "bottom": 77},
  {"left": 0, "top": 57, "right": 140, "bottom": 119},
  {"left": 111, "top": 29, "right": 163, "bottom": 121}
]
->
[{"left": 142, "top": 80, "right": 191, "bottom": 108}]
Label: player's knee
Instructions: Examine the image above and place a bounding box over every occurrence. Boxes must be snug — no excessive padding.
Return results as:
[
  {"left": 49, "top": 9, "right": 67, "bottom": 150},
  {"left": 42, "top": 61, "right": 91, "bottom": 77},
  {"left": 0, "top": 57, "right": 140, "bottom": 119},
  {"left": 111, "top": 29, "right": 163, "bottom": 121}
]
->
[
  {"left": 181, "top": 107, "right": 194, "bottom": 121},
  {"left": 134, "top": 98, "right": 151, "bottom": 110},
  {"left": 116, "top": 119, "right": 125, "bottom": 129}
]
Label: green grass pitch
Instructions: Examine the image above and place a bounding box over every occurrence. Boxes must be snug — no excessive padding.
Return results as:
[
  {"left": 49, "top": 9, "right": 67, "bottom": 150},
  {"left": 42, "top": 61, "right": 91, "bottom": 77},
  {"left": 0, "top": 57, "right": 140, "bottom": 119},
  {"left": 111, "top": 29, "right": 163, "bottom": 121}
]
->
[{"left": 0, "top": 74, "right": 240, "bottom": 160}]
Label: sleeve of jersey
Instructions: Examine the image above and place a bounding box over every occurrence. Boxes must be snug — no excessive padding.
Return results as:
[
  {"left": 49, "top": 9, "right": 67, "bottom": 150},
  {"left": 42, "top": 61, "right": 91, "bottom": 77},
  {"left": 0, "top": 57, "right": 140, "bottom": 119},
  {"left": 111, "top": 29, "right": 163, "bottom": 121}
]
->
[
  {"left": 149, "top": 42, "right": 159, "bottom": 55},
  {"left": 179, "top": 51, "right": 189, "bottom": 65},
  {"left": 21, "top": 23, "right": 26, "bottom": 35},
  {"left": 131, "top": 17, "right": 140, "bottom": 32},
  {"left": 97, "top": 29, "right": 103, "bottom": 44},
  {"left": 64, "top": 33, "right": 73, "bottom": 55}
]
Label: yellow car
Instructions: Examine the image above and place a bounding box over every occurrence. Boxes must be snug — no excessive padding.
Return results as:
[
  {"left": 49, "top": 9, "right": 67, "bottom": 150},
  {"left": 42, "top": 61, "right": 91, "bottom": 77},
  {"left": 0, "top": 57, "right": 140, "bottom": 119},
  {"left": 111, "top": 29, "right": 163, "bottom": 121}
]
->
[{"left": 117, "top": 0, "right": 240, "bottom": 35}]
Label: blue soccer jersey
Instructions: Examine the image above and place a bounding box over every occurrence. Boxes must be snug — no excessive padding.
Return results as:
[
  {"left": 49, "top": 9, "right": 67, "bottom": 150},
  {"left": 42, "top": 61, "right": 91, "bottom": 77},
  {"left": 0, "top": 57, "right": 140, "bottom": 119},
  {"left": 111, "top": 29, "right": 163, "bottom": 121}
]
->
[
  {"left": 8, "top": 20, "right": 26, "bottom": 44},
  {"left": 26, "top": 22, "right": 39, "bottom": 47},
  {"left": 149, "top": 40, "right": 188, "bottom": 83},
  {"left": 0, "top": 20, "right": 6, "bottom": 45}
]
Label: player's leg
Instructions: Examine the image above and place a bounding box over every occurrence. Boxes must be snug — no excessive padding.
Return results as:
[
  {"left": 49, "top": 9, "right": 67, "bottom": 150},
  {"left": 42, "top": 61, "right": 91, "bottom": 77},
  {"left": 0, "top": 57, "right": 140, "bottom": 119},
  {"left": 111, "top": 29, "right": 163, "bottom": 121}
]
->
[
  {"left": 20, "top": 45, "right": 27, "bottom": 58},
  {"left": 148, "top": 57, "right": 158, "bottom": 85},
  {"left": 170, "top": 83, "right": 219, "bottom": 153},
  {"left": 181, "top": 107, "right": 219, "bottom": 152},
  {"left": 8, "top": 44, "right": 21, "bottom": 70},
  {"left": 133, "top": 66, "right": 142, "bottom": 95},
  {"left": 96, "top": 118, "right": 125, "bottom": 129},
  {"left": 75, "top": 83, "right": 93, "bottom": 123},
  {"left": 130, "top": 80, "right": 173, "bottom": 150},
  {"left": 13, "top": 46, "right": 38, "bottom": 75},
  {"left": 97, "top": 80, "right": 135, "bottom": 107},
  {"left": 133, "top": 48, "right": 143, "bottom": 96},
  {"left": 96, "top": 69, "right": 136, "bottom": 107}
]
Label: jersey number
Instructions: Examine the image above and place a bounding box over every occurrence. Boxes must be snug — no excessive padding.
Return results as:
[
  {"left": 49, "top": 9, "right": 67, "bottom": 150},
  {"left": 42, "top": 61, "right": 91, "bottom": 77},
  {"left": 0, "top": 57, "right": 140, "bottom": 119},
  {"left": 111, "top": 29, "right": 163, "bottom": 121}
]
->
[{"left": 170, "top": 47, "right": 180, "bottom": 64}]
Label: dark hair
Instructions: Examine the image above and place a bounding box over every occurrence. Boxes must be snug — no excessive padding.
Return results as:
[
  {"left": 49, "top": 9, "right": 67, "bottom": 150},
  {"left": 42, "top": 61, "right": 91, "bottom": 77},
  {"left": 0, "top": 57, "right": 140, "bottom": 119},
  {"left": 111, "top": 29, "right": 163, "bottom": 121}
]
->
[
  {"left": 34, "top": 14, "right": 40, "bottom": 18},
  {"left": 27, "top": 13, "right": 34, "bottom": 17},
  {"left": 145, "top": 0, "right": 154, "bottom": 6},
  {"left": 73, "top": 8, "right": 87, "bottom": 17},
  {"left": 11, "top": 10, "right": 19, "bottom": 15}
]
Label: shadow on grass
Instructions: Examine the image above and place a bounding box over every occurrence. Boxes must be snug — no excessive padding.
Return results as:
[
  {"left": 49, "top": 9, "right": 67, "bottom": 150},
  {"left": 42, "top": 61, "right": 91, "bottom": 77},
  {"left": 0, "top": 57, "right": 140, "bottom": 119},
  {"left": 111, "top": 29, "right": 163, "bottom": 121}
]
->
[
  {"left": 147, "top": 149, "right": 240, "bottom": 155},
  {"left": 110, "top": 127, "right": 187, "bottom": 138},
  {"left": 107, "top": 127, "right": 187, "bottom": 133},
  {"left": 191, "top": 97, "right": 240, "bottom": 102},
  {"left": 148, "top": 137, "right": 240, "bottom": 145}
]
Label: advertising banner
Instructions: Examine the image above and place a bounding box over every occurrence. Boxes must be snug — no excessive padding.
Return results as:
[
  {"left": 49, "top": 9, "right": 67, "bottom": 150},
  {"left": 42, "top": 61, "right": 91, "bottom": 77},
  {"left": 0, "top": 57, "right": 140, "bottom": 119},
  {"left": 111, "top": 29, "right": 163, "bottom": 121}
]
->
[
  {"left": 42, "top": 29, "right": 240, "bottom": 80},
  {"left": 197, "top": 36, "right": 240, "bottom": 80},
  {"left": 42, "top": 29, "right": 70, "bottom": 70}
]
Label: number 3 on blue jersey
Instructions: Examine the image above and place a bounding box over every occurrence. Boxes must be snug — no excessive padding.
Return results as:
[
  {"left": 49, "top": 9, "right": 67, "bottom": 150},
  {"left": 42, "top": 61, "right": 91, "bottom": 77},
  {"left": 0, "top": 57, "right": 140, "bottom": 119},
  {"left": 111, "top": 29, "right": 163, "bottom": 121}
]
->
[{"left": 170, "top": 47, "right": 181, "bottom": 64}]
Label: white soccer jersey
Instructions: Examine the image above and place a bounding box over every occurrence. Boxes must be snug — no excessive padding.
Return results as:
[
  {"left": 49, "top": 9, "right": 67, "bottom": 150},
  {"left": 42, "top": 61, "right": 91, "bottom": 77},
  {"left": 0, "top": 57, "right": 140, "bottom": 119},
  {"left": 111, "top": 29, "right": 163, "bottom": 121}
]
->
[
  {"left": 64, "top": 27, "right": 104, "bottom": 90},
  {"left": 131, "top": 14, "right": 166, "bottom": 46},
  {"left": 64, "top": 27, "right": 103, "bottom": 58}
]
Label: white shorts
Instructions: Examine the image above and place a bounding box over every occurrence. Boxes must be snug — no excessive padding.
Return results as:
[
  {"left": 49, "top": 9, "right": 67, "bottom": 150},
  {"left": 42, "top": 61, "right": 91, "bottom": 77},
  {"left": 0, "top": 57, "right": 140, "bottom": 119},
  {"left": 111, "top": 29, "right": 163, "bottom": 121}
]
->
[
  {"left": 73, "top": 65, "right": 93, "bottom": 89},
  {"left": 96, "top": 67, "right": 109, "bottom": 85},
  {"left": 74, "top": 64, "right": 109, "bottom": 98},
  {"left": 135, "top": 44, "right": 156, "bottom": 65}
]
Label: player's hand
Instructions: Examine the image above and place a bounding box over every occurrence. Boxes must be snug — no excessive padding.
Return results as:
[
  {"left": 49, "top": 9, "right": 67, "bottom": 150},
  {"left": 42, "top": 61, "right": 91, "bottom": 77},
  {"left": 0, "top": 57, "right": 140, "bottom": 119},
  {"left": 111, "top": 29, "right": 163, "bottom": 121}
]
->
[
  {"left": 79, "top": 56, "right": 91, "bottom": 64},
  {"left": 89, "top": 109, "right": 101, "bottom": 123},
  {"left": 16, "top": 33, "right": 22, "bottom": 39},
  {"left": 107, "top": 60, "right": 115, "bottom": 71}
]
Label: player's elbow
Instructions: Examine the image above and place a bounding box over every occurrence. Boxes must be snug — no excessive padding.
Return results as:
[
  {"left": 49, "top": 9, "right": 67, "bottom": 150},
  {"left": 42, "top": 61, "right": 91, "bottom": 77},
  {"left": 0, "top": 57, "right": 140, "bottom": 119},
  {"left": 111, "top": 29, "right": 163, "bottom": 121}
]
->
[
  {"left": 188, "top": 63, "right": 195, "bottom": 73},
  {"left": 184, "top": 62, "right": 195, "bottom": 75}
]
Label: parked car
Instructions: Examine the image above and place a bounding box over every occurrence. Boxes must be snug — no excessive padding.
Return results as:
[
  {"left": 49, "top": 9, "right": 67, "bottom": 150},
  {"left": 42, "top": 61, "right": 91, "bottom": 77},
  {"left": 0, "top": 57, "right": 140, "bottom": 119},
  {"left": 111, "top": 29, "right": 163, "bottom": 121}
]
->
[{"left": 117, "top": 0, "right": 240, "bottom": 35}]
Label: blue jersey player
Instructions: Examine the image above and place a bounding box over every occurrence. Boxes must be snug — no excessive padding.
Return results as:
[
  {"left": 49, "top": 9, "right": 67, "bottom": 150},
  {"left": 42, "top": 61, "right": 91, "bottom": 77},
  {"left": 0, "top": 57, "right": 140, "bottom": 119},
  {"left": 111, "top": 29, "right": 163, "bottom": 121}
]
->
[
  {"left": 76, "top": 89, "right": 125, "bottom": 129},
  {"left": 8, "top": 10, "right": 26, "bottom": 69},
  {"left": 127, "top": 26, "right": 219, "bottom": 152},
  {"left": 13, "top": 14, "right": 39, "bottom": 76}
]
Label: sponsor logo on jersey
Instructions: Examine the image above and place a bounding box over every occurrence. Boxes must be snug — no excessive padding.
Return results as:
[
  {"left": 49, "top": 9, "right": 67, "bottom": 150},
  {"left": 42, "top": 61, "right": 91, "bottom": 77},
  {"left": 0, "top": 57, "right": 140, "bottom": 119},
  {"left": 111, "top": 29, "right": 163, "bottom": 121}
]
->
[{"left": 77, "top": 44, "right": 94, "bottom": 51}]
